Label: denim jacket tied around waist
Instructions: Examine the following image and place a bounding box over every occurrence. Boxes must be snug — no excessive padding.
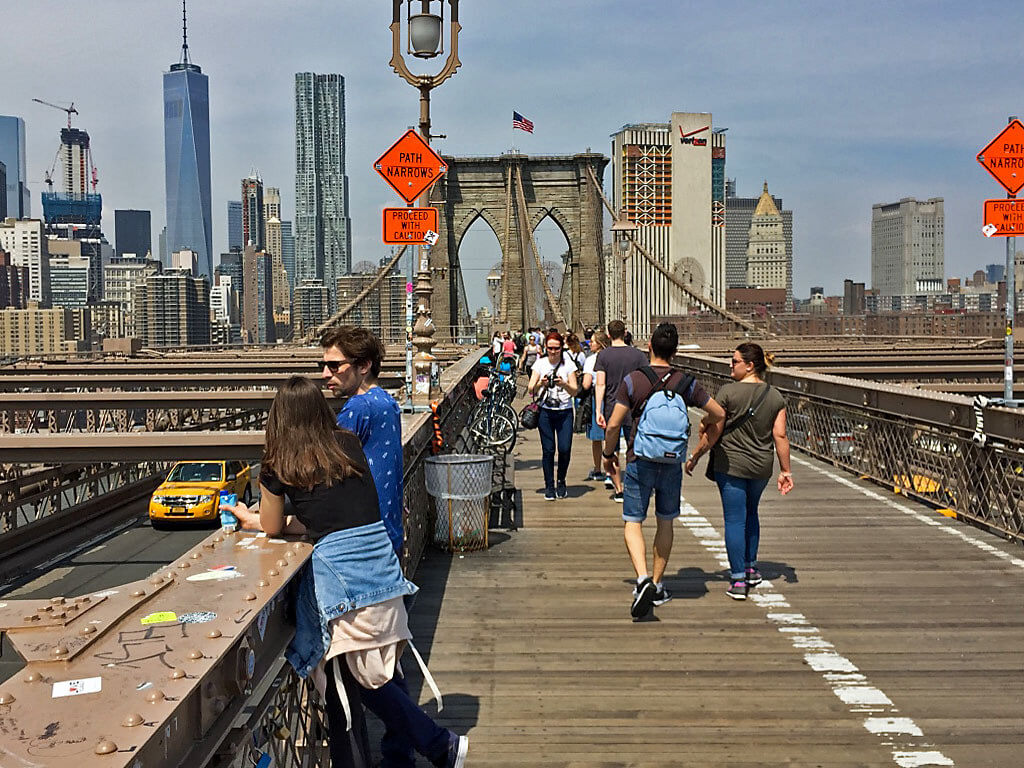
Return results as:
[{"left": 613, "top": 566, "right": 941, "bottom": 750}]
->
[{"left": 287, "top": 520, "right": 418, "bottom": 679}]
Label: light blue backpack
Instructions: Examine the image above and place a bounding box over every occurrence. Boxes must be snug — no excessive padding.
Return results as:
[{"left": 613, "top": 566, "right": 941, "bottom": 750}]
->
[{"left": 632, "top": 367, "right": 695, "bottom": 464}]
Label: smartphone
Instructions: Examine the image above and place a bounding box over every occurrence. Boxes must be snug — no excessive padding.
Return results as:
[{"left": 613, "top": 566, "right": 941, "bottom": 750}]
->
[{"left": 219, "top": 491, "right": 238, "bottom": 530}]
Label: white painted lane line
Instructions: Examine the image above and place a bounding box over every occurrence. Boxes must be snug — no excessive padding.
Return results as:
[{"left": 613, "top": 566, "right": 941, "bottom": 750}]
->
[
  {"left": 678, "top": 501, "right": 954, "bottom": 767},
  {"left": 792, "top": 456, "right": 1024, "bottom": 572}
]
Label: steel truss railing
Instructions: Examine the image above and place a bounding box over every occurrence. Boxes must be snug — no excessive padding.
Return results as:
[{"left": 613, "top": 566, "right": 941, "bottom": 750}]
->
[{"left": 675, "top": 353, "right": 1024, "bottom": 544}]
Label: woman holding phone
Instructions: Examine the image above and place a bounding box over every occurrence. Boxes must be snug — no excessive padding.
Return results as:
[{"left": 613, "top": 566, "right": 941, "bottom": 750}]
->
[
  {"left": 221, "top": 376, "right": 468, "bottom": 768},
  {"left": 527, "top": 331, "right": 579, "bottom": 500}
]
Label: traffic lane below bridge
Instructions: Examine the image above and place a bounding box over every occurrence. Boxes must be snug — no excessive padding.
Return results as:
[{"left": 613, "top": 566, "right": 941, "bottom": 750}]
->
[{"left": 0, "top": 508, "right": 213, "bottom": 684}]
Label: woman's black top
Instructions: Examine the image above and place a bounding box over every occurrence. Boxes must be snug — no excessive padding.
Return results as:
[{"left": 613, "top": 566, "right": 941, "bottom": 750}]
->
[{"left": 259, "top": 429, "right": 382, "bottom": 542}]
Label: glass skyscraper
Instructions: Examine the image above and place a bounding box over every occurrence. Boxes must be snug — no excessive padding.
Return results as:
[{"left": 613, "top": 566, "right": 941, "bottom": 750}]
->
[
  {"left": 295, "top": 73, "right": 351, "bottom": 307},
  {"left": 0, "top": 116, "right": 30, "bottom": 219},
  {"left": 227, "top": 201, "right": 242, "bottom": 252},
  {"left": 164, "top": 36, "right": 212, "bottom": 280}
]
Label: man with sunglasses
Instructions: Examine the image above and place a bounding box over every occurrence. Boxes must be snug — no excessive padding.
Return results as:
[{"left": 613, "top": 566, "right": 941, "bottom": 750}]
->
[{"left": 320, "top": 326, "right": 403, "bottom": 559}]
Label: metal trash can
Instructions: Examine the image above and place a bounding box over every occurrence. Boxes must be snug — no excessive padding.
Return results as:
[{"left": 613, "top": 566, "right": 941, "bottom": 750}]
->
[{"left": 424, "top": 454, "right": 494, "bottom": 552}]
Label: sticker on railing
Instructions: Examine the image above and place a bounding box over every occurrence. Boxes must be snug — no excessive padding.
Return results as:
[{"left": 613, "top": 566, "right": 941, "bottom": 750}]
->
[{"left": 52, "top": 677, "right": 102, "bottom": 698}]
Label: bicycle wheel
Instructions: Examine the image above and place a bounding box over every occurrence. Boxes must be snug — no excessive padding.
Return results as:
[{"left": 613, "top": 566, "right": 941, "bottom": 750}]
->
[{"left": 468, "top": 412, "right": 516, "bottom": 450}]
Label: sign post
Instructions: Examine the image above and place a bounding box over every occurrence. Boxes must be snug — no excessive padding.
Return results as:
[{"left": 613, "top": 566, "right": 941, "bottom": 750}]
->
[
  {"left": 977, "top": 117, "right": 1024, "bottom": 401},
  {"left": 374, "top": 129, "right": 449, "bottom": 408}
]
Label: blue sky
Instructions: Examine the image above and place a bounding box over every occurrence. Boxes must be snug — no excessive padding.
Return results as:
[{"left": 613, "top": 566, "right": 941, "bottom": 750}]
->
[{"left": 5, "top": 1, "right": 1021, "bottom": 312}]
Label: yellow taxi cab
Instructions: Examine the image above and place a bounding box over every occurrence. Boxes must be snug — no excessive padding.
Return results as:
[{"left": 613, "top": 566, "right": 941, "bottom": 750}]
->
[{"left": 149, "top": 460, "right": 252, "bottom": 527}]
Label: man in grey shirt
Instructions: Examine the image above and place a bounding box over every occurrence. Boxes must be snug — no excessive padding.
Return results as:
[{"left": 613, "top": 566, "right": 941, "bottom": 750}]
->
[{"left": 594, "top": 320, "right": 648, "bottom": 502}]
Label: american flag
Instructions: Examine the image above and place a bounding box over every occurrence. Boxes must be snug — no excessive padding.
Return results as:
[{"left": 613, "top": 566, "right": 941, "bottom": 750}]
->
[{"left": 512, "top": 111, "right": 534, "bottom": 133}]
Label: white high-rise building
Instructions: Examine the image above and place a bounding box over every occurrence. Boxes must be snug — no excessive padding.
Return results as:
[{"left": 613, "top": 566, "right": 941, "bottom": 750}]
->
[
  {"left": 0, "top": 218, "right": 50, "bottom": 307},
  {"left": 295, "top": 73, "right": 351, "bottom": 309},
  {"left": 610, "top": 113, "right": 726, "bottom": 335},
  {"left": 871, "top": 197, "right": 944, "bottom": 296}
]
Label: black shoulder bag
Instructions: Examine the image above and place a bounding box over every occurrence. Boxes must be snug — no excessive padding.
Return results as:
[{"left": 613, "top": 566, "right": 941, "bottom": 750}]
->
[{"left": 704, "top": 383, "right": 771, "bottom": 481}]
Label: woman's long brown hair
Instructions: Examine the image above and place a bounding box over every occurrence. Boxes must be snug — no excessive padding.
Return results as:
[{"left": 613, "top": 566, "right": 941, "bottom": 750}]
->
[{"left": 262, "top": 376, "right": 361, "bottom": 489}]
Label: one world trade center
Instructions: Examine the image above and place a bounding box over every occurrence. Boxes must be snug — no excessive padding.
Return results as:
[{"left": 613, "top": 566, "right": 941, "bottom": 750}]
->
[{"left": 163, "top": 2, "right": 212, "bottom": 280}]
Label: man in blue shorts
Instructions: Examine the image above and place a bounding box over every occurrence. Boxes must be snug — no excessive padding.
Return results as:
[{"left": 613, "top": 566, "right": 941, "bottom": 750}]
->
[{"left": 603, "top": 323, "right": 725, "bottom": 620}]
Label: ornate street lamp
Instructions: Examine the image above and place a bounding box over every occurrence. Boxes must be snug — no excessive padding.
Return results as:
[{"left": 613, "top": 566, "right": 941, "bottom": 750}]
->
[
  {"left": 389, "top": 1, "right": 462, "bottom": 405},
  {"left": 611, "top": 217, "right": 637, "bottom": 324}
]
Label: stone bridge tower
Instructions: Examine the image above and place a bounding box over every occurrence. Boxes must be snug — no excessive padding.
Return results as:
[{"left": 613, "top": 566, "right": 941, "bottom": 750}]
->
[{"left": 427, "top": 152, "right": 608, "bottom": 335}]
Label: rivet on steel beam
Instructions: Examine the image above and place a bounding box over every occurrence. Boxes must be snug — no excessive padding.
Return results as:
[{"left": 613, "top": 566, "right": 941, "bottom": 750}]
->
[
  {"left": 177, "top": 562, "right": 191, "bottom": 569},
  {"left": 94, "top": 739, "right": 118, "bottom": 755},
  {"left": 276, "top": 559, "right": 288, "bottom": 568},
  {"left": 169, "top": 668, "right": 186, "bottom": 679},
  {"left": 292, "top": 543, "right": 304, "bottom": 551},
  {"left": 50, "top": 645, "right": 69, "bottom": 658},
  {"left": 23, "top": 671, "right": 42, "bottom": 683},
  {"left": 213, "top": 535, "right": 224, "bottom": 544},
  {"left": 206, "top": 629, "right": 222, "bottom": 639},
  {"left": 144, "top": 689, "right": 165, "bottom": 703},
  {"left": 75, "top": 596, "right": 91, "bottom": 604},
  {"left": 130, "top": 589, "right": 146, "bottom": 598},
  {"left": 203, "top": 540, "right": 215, "bottom": 548},
  {"left": 122, "top": 713, "right": 144, "bottom": 727},
  {"left": 50, "top": 597, "right": 66, "bottom": 605},
  {"left": 949, "top": 408, "right": 958, "bottom": 424},
  {"left": 190, "top": 552, "right": 202, "bottom": 560},
  {"left": 38, "top": 605, "right": 52, "bottom": 613},
  {"left": 149, "top": 575, "right": 165, "bottom": 586},
  {"left": 258, "top": 579, "right": 270, "bottom": 588},
  {"left": 243, "top": 593, "right": 257, "bottom": 601},
  {"left": 66, "top": 603, "right": 79, "bottom": 612},
  {"left": 80, "top": 625, "right": 97, "bottom": 636},
  {"left": 23, "top": 614, "right": 39, "bottom": 622},
  {"left": 284, "top": 550, "right": 296, "bottom": 558},
  {"left": 267, "top": 569, "right": 279, "bottom": 577},
  {"left": 187, "top": 649, "right": 204, "bottom": 660},
  {"left": 0, "top": 692, "right": 15, "bottom": 704}
]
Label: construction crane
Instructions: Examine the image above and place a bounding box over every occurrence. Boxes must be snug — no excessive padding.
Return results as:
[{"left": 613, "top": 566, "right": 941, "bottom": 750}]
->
[
  {"left": 32, "top": 98, "right": 99, "bottom": 193},
  {"left": 32, "top": 98, "right": 78, "bottom": 129}
]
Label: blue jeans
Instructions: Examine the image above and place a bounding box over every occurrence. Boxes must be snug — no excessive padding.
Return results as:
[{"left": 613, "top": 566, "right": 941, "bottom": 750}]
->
[
  {"left": 325, "top": 657, "right": 451, "bottom": 768},
  {"left": 538, "top": 407, "right": 573, "bottom": 492},
  {"left": 622, "top": 459, "right": 682, "bottom": 522},
  {"left": 714, "top": 472, "right": 770, "bottom": 580}
]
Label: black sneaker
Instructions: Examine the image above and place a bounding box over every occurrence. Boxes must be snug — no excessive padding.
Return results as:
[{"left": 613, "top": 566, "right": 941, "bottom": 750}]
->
[
  {"left": 544, "top": 488, "right": 556, "bottom": 501},
  {"left": 726, "top": 580, "right": 748, "bottom": 600},
  {"left": 631, "top": 577, "right": 656, "bottom": 618},
  {"left": 745, "top": 568, "right": 763, "bottom": 587},
  {"left": 612, "top": 490, "right": 624, "bottom": 503},
  {"left": 652, "top": 584, "right": 673, "bottom": 606},
  {"left": 556, "top": 484, "right": 568, "bottom": 499},
  {"left": 586, "top": 469, "right": 605, "bottom": 481}
]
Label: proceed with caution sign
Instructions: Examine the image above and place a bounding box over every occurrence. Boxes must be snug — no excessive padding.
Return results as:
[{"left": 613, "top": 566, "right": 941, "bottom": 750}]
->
[
  {"left": 382, "top": 207, "right": 439, "bottom": 244},
  {"left": 374, "top": 130, "right": 448, "bottom": 204},
  {"left": 983, "top": 199, "right": 1024, "bottom": 237}
]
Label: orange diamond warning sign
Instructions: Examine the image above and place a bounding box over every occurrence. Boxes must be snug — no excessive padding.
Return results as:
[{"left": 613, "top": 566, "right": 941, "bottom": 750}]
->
[
  {"left": 374, "top": 130, "right": 447, "bottom": 204},
  {"left": 382, "top": 207, "right": 439, "bottom": 245},
  {"left": 976, "top": 119, "right": 1024, "bottom": 195},
  {"left": 983, "top": 199, "right": 1024, "bottom": 237}
]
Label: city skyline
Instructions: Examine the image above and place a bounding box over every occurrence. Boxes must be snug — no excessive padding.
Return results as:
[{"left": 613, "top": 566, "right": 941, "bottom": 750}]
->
[{"left": 3, "top": 1, "right": 1021, "bottom": 312}]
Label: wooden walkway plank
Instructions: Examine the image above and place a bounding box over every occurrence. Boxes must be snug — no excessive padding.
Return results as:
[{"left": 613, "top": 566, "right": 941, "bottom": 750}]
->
[{"left": 403, "top": 428, "right": 1024, "bottom": 766}]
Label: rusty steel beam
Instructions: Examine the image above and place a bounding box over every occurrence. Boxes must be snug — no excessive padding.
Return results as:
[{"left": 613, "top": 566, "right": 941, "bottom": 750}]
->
[
  {"left": 0, "top": 530, "right": 313, "bottom": 768},
  {"left": 0, "top": 372, "right": 406, "bottom": 392},
  {"left": 1, "top": 390, "right": 346, "bottom": 411}
]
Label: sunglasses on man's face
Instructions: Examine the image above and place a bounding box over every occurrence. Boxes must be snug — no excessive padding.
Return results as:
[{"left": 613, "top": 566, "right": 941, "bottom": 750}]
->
[
  {"left": 546, "top": 346, "right": 562, "bottom": 351},
  {"left": 321, "top": 359, "right": 352, "bottom": 374}
]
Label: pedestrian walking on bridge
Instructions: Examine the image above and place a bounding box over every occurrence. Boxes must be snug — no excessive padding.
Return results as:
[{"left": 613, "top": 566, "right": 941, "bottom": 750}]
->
[{"left": 686, "top": 343, "right": 793, "bottom": 600}]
